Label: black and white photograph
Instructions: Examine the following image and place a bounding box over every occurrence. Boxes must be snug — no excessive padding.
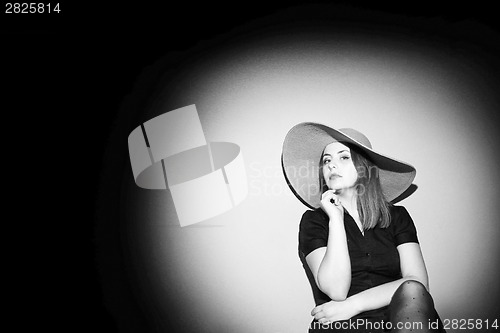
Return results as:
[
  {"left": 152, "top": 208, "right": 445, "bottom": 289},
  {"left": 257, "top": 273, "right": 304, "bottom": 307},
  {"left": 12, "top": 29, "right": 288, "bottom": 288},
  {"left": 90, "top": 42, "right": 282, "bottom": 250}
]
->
[{"left": 3, "top": 2, "right": 500, "bottom": 332}]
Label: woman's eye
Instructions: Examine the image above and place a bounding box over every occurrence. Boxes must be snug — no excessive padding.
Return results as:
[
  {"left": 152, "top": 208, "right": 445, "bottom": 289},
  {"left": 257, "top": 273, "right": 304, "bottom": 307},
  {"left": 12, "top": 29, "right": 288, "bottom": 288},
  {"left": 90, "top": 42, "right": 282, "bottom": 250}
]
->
[
  {"left": 340, "top": 155, "right": 350, "bottom": 160},
  {"left": 322, "top": 158, "right": 330, "bottom": 165}
]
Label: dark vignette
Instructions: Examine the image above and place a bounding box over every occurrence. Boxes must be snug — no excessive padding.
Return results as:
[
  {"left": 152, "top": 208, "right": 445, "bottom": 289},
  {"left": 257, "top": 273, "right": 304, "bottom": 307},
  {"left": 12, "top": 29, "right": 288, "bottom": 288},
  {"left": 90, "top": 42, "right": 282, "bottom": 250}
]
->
[{"left": 85, "top": 3, "right": 500, "bottom": 333}]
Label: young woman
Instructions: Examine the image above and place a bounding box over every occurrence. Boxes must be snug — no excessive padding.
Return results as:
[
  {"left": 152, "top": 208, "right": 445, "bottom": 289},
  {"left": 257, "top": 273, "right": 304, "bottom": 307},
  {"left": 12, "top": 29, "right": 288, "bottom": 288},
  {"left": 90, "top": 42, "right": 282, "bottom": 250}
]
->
[{"left": 282, "top": 123, "right": 445, "bottom": 332}]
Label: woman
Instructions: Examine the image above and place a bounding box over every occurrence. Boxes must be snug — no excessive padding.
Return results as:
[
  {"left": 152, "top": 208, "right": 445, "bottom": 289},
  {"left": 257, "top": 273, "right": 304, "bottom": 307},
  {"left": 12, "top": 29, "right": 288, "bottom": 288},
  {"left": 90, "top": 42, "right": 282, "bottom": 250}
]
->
[{"left": 282, "top": 123, "right": 445, "bottom": 332}]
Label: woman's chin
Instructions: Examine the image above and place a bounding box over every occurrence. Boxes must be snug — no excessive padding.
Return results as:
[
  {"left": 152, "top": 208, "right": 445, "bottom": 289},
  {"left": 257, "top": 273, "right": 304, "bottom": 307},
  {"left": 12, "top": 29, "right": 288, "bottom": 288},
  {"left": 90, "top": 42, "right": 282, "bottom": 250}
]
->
[
  {"left": 327, "top": 186, "right": 342, "bottom": 194},
  {"left": 328, "top": 186, "right": 357, "bottom": 196}
]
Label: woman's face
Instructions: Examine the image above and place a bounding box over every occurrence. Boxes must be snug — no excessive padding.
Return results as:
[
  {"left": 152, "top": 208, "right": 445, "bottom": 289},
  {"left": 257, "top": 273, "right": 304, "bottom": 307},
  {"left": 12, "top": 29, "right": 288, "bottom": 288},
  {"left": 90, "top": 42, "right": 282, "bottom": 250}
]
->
[{"left": 322, "top": 142, "right": 358, "bottom": 192}]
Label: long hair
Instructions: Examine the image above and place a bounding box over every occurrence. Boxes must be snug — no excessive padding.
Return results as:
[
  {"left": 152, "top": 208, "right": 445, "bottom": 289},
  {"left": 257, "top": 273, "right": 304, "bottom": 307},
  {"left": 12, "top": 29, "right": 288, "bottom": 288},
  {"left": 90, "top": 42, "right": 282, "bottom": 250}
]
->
[{"left": 319, "top": 144, "right": 391, "bottom": 229}]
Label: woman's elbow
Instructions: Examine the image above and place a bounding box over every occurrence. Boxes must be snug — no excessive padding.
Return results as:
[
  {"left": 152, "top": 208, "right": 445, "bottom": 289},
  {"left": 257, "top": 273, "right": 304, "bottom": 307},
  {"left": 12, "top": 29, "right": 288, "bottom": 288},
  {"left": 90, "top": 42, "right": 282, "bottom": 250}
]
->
[
  {"left": 317, "top": 279, "right": 349, "bottom": 301},
  {"left": 328, "top": 293, "right": 347, "bottom": 301},
  {"left": 321, "top": 286, "right": 348, "bottom": 301}
]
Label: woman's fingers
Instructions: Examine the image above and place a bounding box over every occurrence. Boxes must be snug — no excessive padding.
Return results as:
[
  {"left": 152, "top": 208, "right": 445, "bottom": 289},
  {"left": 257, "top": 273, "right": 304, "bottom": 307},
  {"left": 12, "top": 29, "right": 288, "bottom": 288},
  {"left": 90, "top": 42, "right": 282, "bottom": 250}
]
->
[
  {"left": 321, "top": 191, "right": 341, "bottom": 206},
  {"left": 312, "top": 306, "right": 330, "bottom": 322},
  {"left": 321, "top": 190, "right": 335, "bottom": 199},
  {"left": 313, "top": 310, "right": 325, "bottom": 320},
  {"left": 319, "top": 190, "right": 344, "bottom": 220},
  {"left": 321, "top": 190, "right": 336, "bottom": 202},
  {"left": 312, "top": 306, "right": 333, "bottom": 325},
  {"left": 311, "top": 306, "right": 320, "bottom": 316}
]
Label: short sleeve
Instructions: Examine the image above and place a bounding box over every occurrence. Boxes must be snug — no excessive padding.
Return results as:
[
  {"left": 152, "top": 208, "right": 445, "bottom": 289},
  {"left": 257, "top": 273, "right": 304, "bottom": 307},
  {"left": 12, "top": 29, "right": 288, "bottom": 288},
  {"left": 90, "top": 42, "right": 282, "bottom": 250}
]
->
[
  {"left": 392, "top": 206, "right": 419, "bottom": 246},
  {"left": 298, "top": 210, "right": 328, "bottom": 257}
]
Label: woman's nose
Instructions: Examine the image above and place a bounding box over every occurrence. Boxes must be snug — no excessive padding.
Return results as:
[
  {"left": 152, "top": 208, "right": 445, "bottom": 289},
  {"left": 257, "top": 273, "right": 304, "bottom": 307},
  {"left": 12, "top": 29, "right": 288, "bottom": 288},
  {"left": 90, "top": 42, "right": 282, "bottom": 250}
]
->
[{"left": 328, "top": 162, "right": 336, "bottom": 170}]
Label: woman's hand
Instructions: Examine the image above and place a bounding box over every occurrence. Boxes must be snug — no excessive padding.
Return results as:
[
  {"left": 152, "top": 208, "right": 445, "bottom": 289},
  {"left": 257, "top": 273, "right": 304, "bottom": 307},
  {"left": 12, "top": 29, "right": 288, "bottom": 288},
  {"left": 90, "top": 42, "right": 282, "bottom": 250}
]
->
[
  {"left": 311, "top": 298, "right": 359, "bottom": 324},
  {"left": 319, "top": 190, "right": 344, "bottom": 222}
]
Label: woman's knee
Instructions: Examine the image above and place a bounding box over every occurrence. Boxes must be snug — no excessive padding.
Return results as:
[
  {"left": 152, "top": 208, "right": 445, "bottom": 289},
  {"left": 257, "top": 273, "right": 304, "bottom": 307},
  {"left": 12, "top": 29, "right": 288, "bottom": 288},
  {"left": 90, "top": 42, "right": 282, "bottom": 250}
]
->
[
  {"left": 391, "top": 279, "right": 435, "bottom": 310},
  {"left": 398, "top": 280, "right": 427, "bottom": 295}
]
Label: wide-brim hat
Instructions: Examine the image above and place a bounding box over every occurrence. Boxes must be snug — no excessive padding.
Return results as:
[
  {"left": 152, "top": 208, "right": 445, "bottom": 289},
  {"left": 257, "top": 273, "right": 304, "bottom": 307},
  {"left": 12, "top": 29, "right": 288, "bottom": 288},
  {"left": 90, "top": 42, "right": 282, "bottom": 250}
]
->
[{"left": 281, "top": 122, "right": 417, "bottom": 209}]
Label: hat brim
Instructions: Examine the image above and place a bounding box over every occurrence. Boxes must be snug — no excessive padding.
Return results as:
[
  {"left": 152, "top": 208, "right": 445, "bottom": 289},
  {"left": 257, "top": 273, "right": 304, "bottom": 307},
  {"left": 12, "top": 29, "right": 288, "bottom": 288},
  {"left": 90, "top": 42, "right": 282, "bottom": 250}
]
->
[{"left": 281, "top": 122, "right": 416, "bottom": 208}]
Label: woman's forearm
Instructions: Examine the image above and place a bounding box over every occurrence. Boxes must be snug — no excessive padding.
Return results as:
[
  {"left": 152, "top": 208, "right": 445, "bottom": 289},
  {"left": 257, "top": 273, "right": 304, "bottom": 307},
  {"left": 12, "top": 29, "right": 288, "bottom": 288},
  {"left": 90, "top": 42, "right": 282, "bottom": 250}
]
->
[
  {"left": 347, "top": 275, "right": 426, "bottom": 315},
  {"left": 317, "top": 219, "right": 351, "bottom": 300}
]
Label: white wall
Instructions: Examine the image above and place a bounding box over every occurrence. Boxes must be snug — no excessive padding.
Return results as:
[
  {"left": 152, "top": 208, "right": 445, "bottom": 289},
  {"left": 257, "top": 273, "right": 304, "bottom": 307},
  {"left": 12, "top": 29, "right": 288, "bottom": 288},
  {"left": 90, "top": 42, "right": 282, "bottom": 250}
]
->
[{"left": 129, "top": 32, "right": 500, "bottom": 332}]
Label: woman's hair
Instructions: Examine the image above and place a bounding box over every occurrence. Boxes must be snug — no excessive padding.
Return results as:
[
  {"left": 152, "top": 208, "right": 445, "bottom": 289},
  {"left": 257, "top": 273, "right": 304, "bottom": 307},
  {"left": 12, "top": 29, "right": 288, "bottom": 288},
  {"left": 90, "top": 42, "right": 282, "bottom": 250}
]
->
[{"left": 319, "top": 144, "right": 391, "bottom": 229}]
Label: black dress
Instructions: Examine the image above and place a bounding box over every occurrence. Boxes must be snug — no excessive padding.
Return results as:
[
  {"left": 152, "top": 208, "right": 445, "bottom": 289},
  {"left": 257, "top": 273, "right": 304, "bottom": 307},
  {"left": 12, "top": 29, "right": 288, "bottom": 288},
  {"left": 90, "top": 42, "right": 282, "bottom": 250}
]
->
[{"left": 298, "top": 205, "right": 419, "bottom": 332}]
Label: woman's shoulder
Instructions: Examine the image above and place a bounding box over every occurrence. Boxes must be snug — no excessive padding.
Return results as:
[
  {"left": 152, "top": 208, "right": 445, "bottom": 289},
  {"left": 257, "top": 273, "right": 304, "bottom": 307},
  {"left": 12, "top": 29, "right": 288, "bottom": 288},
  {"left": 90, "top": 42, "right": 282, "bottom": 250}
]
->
[
  {"left": 389, "top": 204, "right": 412, "bottom": 219},
  {"left": 299, "top": 208, "right": 328, "bottom": 228},
  {"left": 301, "top": 208, "right": 327, "bottom": 220},
  {"left": 387, "top": 204, "right": 419, "bottom": 243},
  {"left": 387, "top": 204, "right": 417, "bottom": 230}
]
